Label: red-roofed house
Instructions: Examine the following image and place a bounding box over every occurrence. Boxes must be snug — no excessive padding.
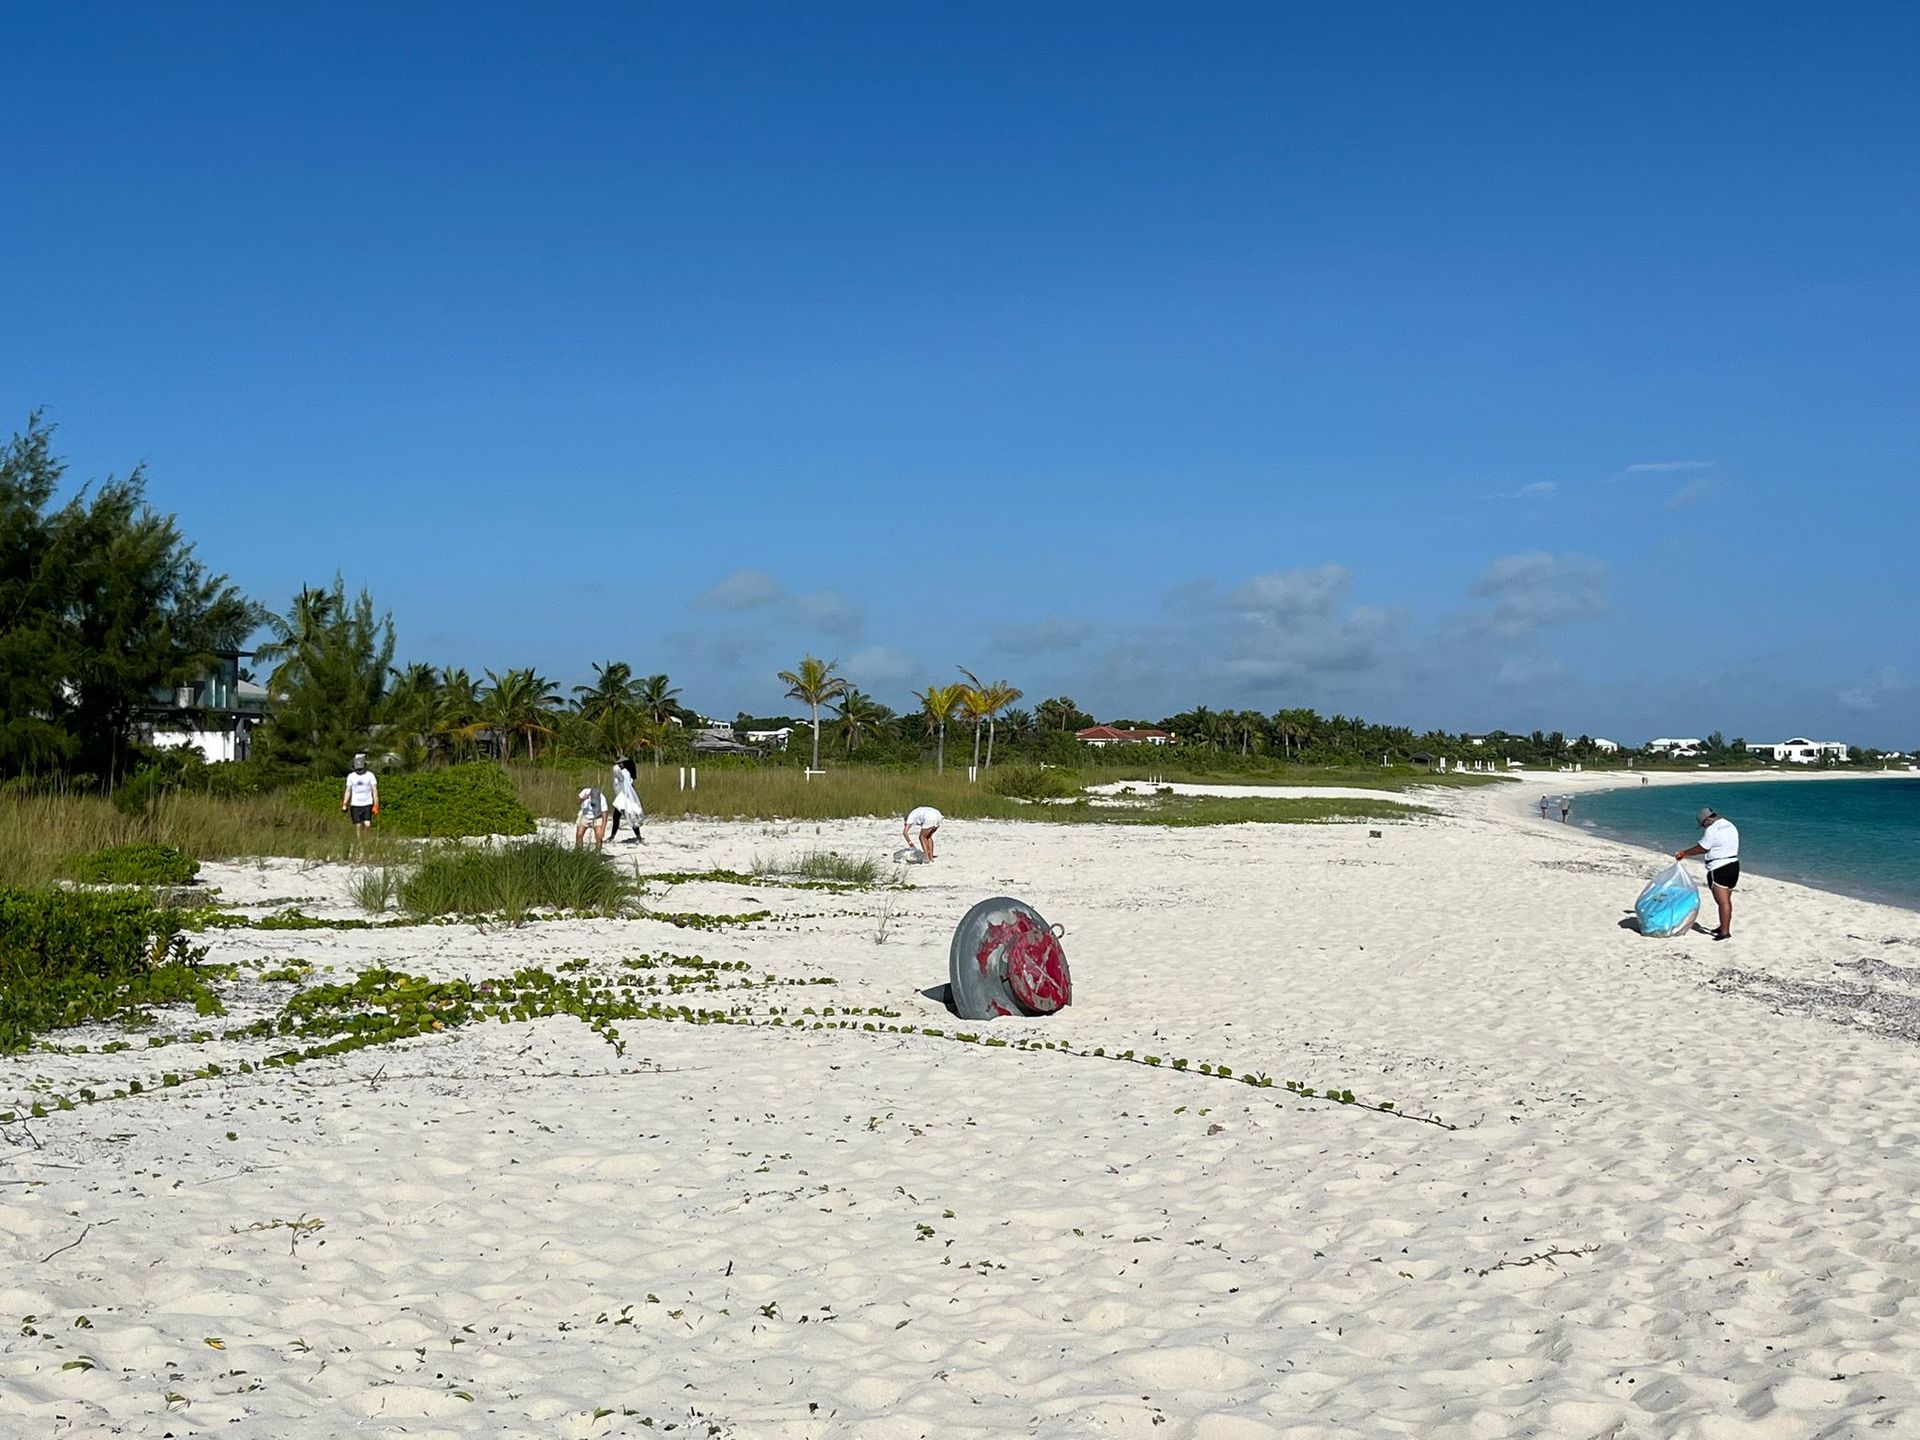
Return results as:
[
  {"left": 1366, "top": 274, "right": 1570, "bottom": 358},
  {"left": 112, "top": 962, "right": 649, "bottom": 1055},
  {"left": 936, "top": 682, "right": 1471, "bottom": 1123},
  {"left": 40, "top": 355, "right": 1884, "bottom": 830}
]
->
[{"left": 1076, "top": 725, "right": 1175, "bottom": 747}]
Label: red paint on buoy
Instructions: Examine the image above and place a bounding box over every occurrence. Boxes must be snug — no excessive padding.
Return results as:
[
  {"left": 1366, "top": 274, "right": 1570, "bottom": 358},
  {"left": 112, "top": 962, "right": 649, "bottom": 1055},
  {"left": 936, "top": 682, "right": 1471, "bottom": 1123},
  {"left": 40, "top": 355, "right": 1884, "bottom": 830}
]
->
[{"left": 979, "top": 911, "right": 1071, "bottom": 1014}]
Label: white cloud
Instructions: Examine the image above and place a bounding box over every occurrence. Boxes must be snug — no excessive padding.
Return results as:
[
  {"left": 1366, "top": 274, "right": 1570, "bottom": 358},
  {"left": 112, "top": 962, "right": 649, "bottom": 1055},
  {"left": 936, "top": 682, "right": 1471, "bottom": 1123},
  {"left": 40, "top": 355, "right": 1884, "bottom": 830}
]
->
[
  {"left": 1664, "top": 477, "right": 1717, "bottom": 511},
  {"left": 1487, "top": 481, "right": 1557, "bottom": 500},
  {"left": 842, "top": 646, "right": 922, "bottom": 689},
  {"left": 1464, "top": 552, "right": 1607, "bottom": 638},
  {"left": 992, "top": 617, "right": 1094, "bottom": 655},
  {"left": 1622, "top": 460, "right": 1718, "bottom": 475},
  {"left": 688, "top": 570, "right": 864, "bottom": 642},
  {"left": 693, "top": 568, "right": 784, "bottom": 611},
  {"left": 789, "top": 589, "right": 864, "bottom": 641},
  {"left": 1838, "top": 666, "right": 1913, "bottom": 713}
]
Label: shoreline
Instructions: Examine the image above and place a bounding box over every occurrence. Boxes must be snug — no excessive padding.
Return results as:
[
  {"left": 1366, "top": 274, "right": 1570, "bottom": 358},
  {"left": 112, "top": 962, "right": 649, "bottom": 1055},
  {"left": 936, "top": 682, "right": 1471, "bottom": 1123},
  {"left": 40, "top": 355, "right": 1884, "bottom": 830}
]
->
[{"left": 1487, "top": 768, "right": 1920, "bottom": 913}]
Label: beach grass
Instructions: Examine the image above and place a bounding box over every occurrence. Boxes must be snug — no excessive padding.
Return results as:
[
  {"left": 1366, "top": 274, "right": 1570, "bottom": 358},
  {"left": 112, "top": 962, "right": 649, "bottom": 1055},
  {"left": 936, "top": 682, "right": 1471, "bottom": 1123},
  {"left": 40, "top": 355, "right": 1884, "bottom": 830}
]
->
[
  {"left": 1057, "top": 794, "right": 1433, "bottom": 826},
  {"left": 396, "top": 840, "right": 631, "bottom": 921},
  {"left": 1086, "top": 764, "right": 1511, "bottom": 791},
  {"left": 0, "top": 788, "right": 394, "bottom": 888},
  {"left": 508, "top": 763, "right": 1451, "bottom": 823},
  {"left": 749, "top": 848, "right": 886, "bottom": 884}
]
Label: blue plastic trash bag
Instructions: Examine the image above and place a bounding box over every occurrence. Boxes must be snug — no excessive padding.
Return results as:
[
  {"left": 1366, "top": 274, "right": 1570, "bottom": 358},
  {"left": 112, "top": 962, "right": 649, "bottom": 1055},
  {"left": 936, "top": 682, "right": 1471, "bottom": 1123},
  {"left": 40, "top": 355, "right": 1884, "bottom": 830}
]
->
[{"left": 1634, "top": 861, "right": 1700, "bottom": 938}]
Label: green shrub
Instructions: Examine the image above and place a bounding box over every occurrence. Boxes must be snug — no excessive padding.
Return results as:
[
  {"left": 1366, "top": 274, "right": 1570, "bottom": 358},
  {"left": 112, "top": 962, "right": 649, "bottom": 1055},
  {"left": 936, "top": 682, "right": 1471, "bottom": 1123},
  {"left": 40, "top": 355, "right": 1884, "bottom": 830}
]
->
[
  {"left": 65, "top": 842, "right": 201, "bottom": 886},
  {"left": 0, "top": 888, "right": 217, "bottom": 1053},
  {"left": 398, "top": 841, "right": 629, "bottom": 921},
  {"left": 986, "top": 764, "right": 1082, "bottom": 801},
  {"left": 296, "top": 762, "right": 536, "bottom": 838}
]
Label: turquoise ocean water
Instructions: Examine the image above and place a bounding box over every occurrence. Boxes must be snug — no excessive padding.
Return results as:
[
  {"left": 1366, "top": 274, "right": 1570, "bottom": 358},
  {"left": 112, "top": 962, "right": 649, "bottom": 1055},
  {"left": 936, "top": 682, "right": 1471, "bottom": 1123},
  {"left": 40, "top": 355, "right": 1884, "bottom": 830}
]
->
[{"left": 1572, "top": 777, "right": 1920, "bottom": 910}]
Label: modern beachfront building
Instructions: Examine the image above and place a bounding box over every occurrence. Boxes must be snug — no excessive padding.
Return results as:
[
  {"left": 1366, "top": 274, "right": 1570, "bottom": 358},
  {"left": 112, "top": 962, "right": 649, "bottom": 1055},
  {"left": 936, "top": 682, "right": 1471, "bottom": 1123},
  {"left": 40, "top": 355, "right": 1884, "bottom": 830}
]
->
[
  {"left": 142, "top": 650, "right": 271, "bottom": 763},
  {"left": 1745, "top": 737, "right": 1851, "bottom": 764}
]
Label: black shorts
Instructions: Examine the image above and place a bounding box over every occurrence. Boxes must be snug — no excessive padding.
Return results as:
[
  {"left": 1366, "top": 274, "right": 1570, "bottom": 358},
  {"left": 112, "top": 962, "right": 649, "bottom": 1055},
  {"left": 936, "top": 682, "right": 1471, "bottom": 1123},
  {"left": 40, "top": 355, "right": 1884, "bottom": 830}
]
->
[
  {"left": 350, "top": 805, "right": 374, "bottom": 824},
  {"left": 1707, "top": 861, "right": 1740, "bottom": 890}
]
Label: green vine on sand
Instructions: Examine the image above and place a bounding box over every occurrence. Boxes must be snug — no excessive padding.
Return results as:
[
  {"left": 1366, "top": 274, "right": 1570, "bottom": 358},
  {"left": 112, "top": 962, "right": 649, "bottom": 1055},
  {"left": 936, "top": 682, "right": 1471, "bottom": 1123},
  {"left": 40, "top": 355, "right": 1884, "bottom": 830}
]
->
[{"left": 3, "top": 959, "right": 1450, "bottom": 1131}]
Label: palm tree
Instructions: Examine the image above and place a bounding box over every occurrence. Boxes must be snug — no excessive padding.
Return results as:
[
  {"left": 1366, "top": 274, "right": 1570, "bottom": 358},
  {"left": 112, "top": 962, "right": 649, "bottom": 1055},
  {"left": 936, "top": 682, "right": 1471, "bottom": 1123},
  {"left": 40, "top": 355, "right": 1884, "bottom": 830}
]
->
[
  {"left": 482, "top": 668, "right": 560, "bottom": 761},
  {"left": 433, "top": 668, "right": 486, "bottom": 761},
  {"left": 574, "top": 661, "right": 641, "bottom": 756},
  {"left": 252, "top": 583, "right": 343, "bottom": 696},
  {"left": 777, "top": 656, "right": 849, "bottom": 771},
  {"left": 981, "top": 679, "right": 1024, "bottom": 770},
  {"left": 1234, "top": 709, "right": 1266, "bottom": 757},
  {"left": 384, "top": 662, "right": 441, "bottom": 763},
  {"left": 635, "top": 673, "right": 682, "bottom": 725},
  {"left": 1035, "top": 696, "right": 1085, "bottom": 733},
  {"left": 834, "top": 689, "right": 886, "bottom": 756},
  {"left": 956, "top": 670, "right": 992, "bottom": 772},
  {"left": 574, "top": 661, "right": 636, "bottom": 721},
  {"left": 915, "top": 683, "right": 962, "bottom": 774}
]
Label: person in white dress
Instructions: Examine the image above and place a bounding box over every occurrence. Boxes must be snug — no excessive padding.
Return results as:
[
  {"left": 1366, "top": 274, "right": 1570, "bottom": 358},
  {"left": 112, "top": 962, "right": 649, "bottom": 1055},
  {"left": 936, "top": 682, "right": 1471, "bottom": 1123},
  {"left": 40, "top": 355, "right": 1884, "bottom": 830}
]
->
[{"left": 609, "top": 758, "right": 643, "bottom": 844}]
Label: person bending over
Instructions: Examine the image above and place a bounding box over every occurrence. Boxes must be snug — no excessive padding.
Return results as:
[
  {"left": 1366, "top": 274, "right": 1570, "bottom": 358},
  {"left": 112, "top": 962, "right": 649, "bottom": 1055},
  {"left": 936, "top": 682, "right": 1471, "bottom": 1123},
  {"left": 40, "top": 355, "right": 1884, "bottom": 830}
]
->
[
  {"left": 903, "top": 805, "right": 942, "bottom": 861},
  {"left": 1676, "top": 806, "right": 1740, "bottom": 940},
  {"left": 575, "top": 786, "right": 609, "bottom": 850}
]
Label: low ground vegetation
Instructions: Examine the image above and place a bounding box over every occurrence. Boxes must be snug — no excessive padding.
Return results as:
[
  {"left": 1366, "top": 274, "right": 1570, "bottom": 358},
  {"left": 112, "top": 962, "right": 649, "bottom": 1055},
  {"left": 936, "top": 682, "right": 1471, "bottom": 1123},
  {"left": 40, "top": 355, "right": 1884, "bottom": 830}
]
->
[
  {"left": 0, "top": 888, "right": 216, "bottom": 1054},
  {"left": 64, "top": 842, "right": 201, "bottom": 886}
]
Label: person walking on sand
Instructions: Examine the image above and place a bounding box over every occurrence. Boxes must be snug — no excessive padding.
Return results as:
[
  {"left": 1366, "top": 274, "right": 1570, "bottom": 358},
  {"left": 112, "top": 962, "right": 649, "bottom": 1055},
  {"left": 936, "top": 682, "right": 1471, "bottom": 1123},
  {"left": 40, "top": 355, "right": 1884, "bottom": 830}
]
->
[
  {"left": 1559, "top": 795, "right": 1571, "bottom": 823},
  {"left": 575, "top": 785, "right": 609, "bottom": 850},
  {"left": 608, "top": 757, "right": 643, "bottom": 844},
  {"left": 903, "top": 805, "right": 942, "bottom": 861},
  {"left": 1538, "top": 795, "right": 1551, "bottom": 819},
  {"left": 1676, "top": 806, "right": 1740, "bottom": 940},
  {"left": 342, "top": 753, "right": 378, "bottom": 837}
]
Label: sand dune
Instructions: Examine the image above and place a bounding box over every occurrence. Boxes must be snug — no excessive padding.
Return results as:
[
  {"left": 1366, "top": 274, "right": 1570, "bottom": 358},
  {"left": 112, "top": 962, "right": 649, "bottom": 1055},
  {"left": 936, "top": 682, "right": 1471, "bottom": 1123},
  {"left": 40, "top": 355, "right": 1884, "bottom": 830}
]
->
[{"left": 6, "top": 784, "right": 1920, "bottom": 1436}]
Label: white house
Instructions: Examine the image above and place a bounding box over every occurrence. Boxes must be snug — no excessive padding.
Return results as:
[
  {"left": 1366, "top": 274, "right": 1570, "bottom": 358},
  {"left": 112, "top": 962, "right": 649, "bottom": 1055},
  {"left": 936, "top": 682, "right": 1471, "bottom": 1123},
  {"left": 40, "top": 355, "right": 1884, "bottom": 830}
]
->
[
  {"left": 1645, "top": 737, "right": 1704, "bottom": 757},
  {"left": 1590, "top": 738, "right": 1620, "bottom": 753},
  {"left": 744, "top": 726, "right": 793, "bottom": 750},
  {"left": 1746, "top": 737, "right": 1850, "bottom": 764}
]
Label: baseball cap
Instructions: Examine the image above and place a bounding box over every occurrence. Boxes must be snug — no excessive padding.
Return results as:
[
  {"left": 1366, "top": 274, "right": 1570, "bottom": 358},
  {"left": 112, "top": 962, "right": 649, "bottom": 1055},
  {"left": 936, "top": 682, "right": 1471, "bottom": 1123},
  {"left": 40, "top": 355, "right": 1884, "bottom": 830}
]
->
[
  {"left": 1696, "top": 807, "right": 1716, "bottom": 825},
  {"left": 578, "top": 787, "right": 592, "bottom": 800}
]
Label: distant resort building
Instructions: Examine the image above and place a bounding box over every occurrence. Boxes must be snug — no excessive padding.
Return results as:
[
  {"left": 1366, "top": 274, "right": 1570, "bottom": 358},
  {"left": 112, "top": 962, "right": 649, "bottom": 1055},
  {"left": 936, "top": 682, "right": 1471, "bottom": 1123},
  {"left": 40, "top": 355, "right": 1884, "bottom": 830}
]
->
[
  {"left": 142, "top": 650, "right": 270, "bottom": 763},
  {"left": 1745, "top": 737, "right": 1850, "bottom": 764},
  {"left": 1076, "top": 725, "right": 1175, "bottom": 748},
  {"left": 743, "top": 725, "right": 793, "bottom": 750},
  {"left": 1644, "top": 737, "right": 1704, "bottom": 757},
  {"left": 1589, "top": 738, "right": 1620, "bottom": 753}
]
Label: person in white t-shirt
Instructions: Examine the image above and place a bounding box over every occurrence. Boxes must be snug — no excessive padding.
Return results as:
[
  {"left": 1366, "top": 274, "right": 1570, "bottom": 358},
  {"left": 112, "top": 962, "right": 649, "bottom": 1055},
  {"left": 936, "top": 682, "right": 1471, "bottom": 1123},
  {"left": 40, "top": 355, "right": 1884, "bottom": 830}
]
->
[
  {"left": 903, "top": 805, "right": 942, "bottom": 861},
  {"left": 1676, "top": 806, "right": 1740, "bottom": 940},
  {"left": 341, "top": 754, "right": 379, "bottom": 835}
]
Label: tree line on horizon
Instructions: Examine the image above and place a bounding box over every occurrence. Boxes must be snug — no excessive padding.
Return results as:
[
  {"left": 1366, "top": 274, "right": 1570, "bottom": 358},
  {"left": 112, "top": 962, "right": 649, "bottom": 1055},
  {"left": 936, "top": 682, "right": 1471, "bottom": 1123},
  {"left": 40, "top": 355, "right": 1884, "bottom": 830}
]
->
[{"left": 1, "top": 417, "right": 1899, "bottom": 796}]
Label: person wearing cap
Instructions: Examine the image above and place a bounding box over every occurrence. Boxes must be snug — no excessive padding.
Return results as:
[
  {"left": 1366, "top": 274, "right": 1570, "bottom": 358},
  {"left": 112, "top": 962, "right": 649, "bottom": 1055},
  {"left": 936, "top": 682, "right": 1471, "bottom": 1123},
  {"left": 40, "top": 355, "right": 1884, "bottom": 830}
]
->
[
  {"left": 341, "top": 754, "right": 379, "bottom": 836},
  {"left": 903, "top": 805, "right": 942, "bottom": 861},
  {"left": 575, "top": 784, "right": 609, "bottom": 850},
  {"left": 1676, "top": 807, "right": 1740, "bottom": 939},
  {"left": 607, "top": 757, "right": 643, "bottom": 844}
]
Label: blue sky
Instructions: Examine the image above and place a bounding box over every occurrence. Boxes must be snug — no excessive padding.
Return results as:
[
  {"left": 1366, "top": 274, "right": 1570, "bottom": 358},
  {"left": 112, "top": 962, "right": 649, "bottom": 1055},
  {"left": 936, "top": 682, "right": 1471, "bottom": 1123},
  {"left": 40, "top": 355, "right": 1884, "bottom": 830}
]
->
[{"left": 6, "top": 3, "right": 1916, "bottom": 744}]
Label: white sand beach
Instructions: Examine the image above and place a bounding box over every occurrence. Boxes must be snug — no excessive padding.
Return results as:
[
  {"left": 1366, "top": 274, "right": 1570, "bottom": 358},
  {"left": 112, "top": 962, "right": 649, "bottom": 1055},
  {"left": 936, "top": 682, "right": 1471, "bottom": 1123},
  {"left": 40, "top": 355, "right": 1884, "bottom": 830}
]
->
[{"left": 7, "top": 785, "right": 1920, "bottom": 1438}]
